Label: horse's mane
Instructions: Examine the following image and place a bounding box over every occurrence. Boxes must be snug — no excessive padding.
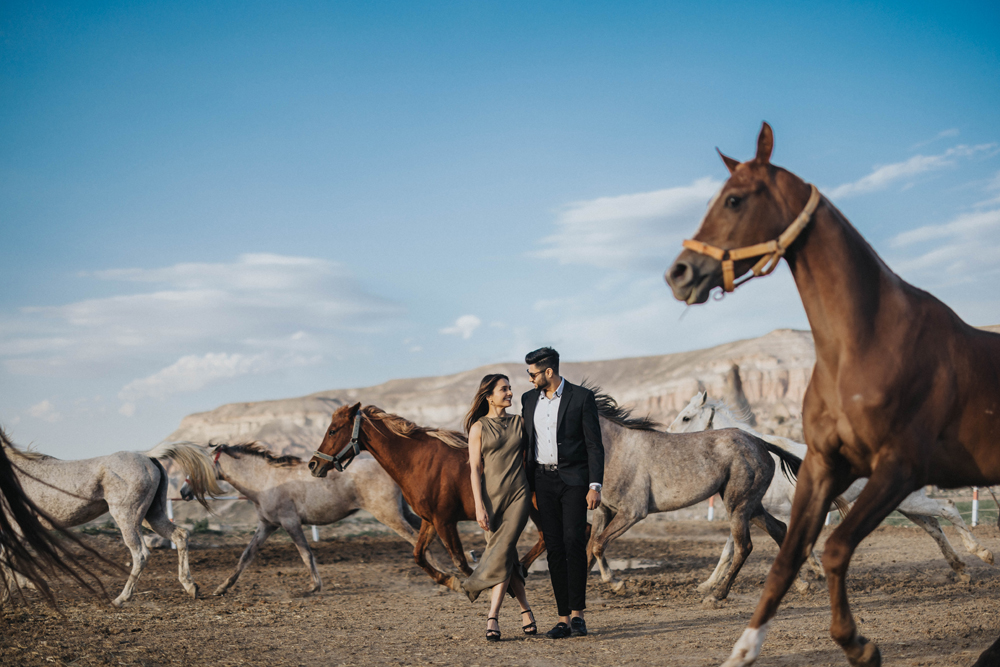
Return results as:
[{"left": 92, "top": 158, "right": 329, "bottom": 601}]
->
[
  {"left": 362, "top": 406, "right": 469, "bottom": 449},
  {"left": 214, "top": 442, "right": 302, "bottom": 468},
  {"left": 0, "top": 429, "right": 54, "bottom": 461},
  {"left": 580, "top": 381, "right": 661, "bottom": 432},
  {"left": 705, "top": 396, "right": 756, "bottom": 427}
]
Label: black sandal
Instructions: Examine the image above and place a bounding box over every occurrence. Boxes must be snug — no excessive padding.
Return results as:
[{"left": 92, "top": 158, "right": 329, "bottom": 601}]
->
[
  {"left": 521, "top": 609, "right": 537, "bottom": 635},
  {"left": 486, "top": 616, "right": 501, "bottom": 642}
]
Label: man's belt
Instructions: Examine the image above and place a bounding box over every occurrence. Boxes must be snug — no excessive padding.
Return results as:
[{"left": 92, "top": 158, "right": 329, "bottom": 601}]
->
[{"left": 539, "top": 463, "right": 559, "bottom": 472}]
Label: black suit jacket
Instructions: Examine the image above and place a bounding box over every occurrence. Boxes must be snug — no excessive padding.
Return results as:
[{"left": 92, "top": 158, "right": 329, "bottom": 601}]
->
[{"left": 521, "top": 380, "right": 605, "bottom": 489}]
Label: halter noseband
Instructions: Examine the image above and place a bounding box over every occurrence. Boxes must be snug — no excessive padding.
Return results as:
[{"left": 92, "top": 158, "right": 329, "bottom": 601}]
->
[
  {"left": 313, "top": 412, "right": 364, "bottom": 472},
  {"left": 682, "top": 184, "right": 821, "bottom": 293}
]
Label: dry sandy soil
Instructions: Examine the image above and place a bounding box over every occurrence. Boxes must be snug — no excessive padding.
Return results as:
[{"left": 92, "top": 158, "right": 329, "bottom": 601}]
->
[{"left": 3, "top": 520, "right": 1000, "bottom": 667}]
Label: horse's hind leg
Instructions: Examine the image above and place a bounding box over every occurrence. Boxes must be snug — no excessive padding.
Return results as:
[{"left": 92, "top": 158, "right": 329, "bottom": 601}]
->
[
  {"left": 364, "top": 494, "right": 446, "bottom": 573},
  {"left": 108, "top": 512, "right": 149, "bottom": 607},
  {"left": 214, "top": 520, "right": 278, "bottom": 595},
  {"left": 698, "top": 534, "right": 735, "bottom": 595},
  {"left": 899, "top": 511, "right": 969, "bottom": 582},
  {"left": 705, "top": 509, "right": 754, "bottom": 607},
  {"left": 936, "top": 498, "right": 994, "bottom": 564},
  {"left": 280, "top": 517, "right": 322, "bottom": 594},
  {"left": 751, "top": 510, "right": 813, "bottom": 594},
  {"left": 412, "top": 521, "right": 462, "bottom": 593},
  {"left": 144, "top": 508, "right": 198, "bottom": 599}
]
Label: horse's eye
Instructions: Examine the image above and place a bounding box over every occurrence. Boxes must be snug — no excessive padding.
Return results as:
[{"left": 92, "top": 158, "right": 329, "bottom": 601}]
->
[
  {"left": 725, "top": 195, "right": 742, "bottom": 208},
  {"left": 682, "top": 416, "right": 690, "bottom": 422}
]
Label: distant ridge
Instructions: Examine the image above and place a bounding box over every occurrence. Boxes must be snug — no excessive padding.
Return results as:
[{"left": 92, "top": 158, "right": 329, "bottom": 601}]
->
[{"left": 165, "top": 324, "right": 1000, "bottom": 467}]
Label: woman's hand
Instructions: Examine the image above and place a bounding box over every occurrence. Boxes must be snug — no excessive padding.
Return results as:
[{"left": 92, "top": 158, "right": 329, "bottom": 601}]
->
[{"left": 476, "top": 504, "right": 490, "bottom": 531}]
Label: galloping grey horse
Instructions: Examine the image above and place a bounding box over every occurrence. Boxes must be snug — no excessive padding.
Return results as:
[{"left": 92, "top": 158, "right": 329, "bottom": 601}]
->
[
  {"left": 181, "top": 442, "right": 438, "bottom": 596},
  {"left": 587, "top": 388, "right": 804, "bottom": 605},
  {"left": 1, "top": 432, "right": 222, "bottom": 606}
]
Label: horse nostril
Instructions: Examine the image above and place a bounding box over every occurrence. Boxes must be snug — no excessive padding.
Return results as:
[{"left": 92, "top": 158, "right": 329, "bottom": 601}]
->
[
  {"left": 667, "top": 261, "right": 693, "bottom": 287},
  {"left": 308, "top": 461, "right": 316, "bottom": 472}
]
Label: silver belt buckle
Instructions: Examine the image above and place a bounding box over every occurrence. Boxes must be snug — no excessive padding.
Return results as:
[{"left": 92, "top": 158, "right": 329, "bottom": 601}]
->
[{"left": 541, "top": 463, "right": 559, "bottom": 472}]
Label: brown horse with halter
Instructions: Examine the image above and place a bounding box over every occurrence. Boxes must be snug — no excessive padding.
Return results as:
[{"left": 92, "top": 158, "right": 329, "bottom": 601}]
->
[
  {"left": 307, "top": 403, "right": 546, "bottom": 592},
  {"left": 666, "top": 123, "right": 1000, "bottom": 667}
]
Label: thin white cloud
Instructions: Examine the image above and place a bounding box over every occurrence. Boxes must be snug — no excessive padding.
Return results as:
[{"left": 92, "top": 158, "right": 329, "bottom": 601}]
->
[
  {"left": 828, "top": 143, "right": 997, "bottom": 199},
  {"left": 1, "top": 254, "right": 402, "bottom": 377},
  {"left": 889, "top": 208, "right": 1000, "bottom": 283},
  {"left": 27, "top": 399, "right": 62, "bottom": 423},
  {"left": 910, "top": 128, "right": 960, "bottom": 150},
  {"left": 532, "top": 177, "right": 722, "bottom": 271},
  {"left": 120, "top": 352, "right": 266, "bottom": 402},
  {"left": 440, "top": 315, "right": 482, "bottom": 340}
]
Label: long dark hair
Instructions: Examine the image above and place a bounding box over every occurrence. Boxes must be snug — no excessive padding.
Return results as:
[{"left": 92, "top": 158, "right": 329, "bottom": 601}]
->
[{"left": 464, "top": 374, "right": 510, "bottom": 433}]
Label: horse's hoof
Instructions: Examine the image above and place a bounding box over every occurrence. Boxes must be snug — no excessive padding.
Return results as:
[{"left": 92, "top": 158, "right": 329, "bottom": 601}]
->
[
  {"left": 695, "top": 582, "right": 713, "bottom": 595},
  {"left": 701, "top": 596, "right": 726, "bottom": 609},
  {"left": 187, "top": 583, "right": 199, "bottom": 600},
  {"left": 611, "top": 579, "right": 626, "bottom": 593},
  {"left": 979, "top": 549, "right": 994, "bottom": 565},
  {"left": 111, "top": 597, "right": 125, "bottom": 608},
  {"left": 446, "top": 576, "right": 464, "bottom": 593},
  {"left": 794, "top": 579, "right": 813, "bottom": 594},
  {"left": 957, "top": 571, "right": 972, "bottom": 585},
  {"left": 212, "top": 586, "right": 229, "bottom": 596},
  {"left": 845, "top": 635, "right": 881, "bottom": 667}
]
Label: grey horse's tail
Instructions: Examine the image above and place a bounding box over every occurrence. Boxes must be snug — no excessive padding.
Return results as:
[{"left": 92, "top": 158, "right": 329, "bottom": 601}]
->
[
  {"left": 146, "top": 442, "right": 225, "bottom": 510},
  {"left": 763, "top": 442, "right": 851, "bottom": 517},
  {"left": 764, "top": 442, "right": 801, "bottom": 485}
]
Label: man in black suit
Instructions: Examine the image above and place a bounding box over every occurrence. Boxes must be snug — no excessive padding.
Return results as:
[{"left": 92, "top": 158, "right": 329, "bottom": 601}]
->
[{"left": 521, "top": 346, "right": 604, "bottom": 639}]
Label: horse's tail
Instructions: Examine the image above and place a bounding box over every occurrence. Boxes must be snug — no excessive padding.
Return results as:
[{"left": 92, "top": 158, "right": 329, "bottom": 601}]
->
[
  {"left": 146, "top": 441, "right": 224, "bottom": 510},
  {"left": 764, "top": 442, "right": 801, "bottom": 485},
  {"left": 832, "top": 495, "right": 851, "bottom": 518}
]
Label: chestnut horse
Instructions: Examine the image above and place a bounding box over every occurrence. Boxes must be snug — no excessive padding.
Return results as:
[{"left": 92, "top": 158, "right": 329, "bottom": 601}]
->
[
  {"left": 307, "top": 403, "right": 546, "bottom": 592},
  {"left": 666, "top": 122, "right": 1000, "bottom": 667}
]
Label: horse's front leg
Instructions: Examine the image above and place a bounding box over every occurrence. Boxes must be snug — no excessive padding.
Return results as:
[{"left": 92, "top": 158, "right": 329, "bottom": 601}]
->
[
  {"left": 434, "top": 519, "right": 472, "bottom": 577},
  {"left": 823, "top": 459, "right": 917, "bottom": 667},
  {"left": 936, "top": 498, "right": 994, "bottom": 564},
  {"left": 214, "top": 520, "right": 278, "bottom": 595},
  {"left": 590, "top": 507, "right": 639, "bottom": 592},
  {"left": 411, "top": 520, "right": 463, "bottom": 592},
  {"left": 900, "top": 512, "right": 968, "bottom": 582},
  {"left": 723, "top": 453, "right": 852, "bottom": 667},
  {"left": 280, "top": 517, "right": 322, "bottom": 594}
]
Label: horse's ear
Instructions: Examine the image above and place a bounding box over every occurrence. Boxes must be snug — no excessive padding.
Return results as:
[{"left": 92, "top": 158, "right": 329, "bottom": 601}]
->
[
  {"left": 698, "top": 391, "right": 707, "bottom": 406},
  {"left": 349, "top": 402, "right": 362, "bottom": 414},
  {"left": 717, "top": 148, "right": 740, "bottom": 174},
  {"left": 755, "top": 122, "right": 774, "bottom": 163}
]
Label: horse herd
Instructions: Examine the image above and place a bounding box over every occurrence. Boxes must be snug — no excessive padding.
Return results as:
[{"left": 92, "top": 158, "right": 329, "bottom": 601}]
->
[{"left": 4, "top": 123, "right": 1000, "bottom": 667}]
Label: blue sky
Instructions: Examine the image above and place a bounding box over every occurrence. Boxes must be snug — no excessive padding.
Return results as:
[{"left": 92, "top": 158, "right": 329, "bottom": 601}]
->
[{"left": 2, "top": 1, "right": 998, "bottom": 457}]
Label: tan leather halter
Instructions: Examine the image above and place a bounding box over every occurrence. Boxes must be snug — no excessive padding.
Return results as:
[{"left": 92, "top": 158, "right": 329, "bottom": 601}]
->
[{"left": 682, "top": 184, "right": 821, "bottom": 292}]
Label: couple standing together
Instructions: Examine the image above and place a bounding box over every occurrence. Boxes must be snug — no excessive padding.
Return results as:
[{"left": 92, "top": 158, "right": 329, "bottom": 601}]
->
[{"left": 462, "top": 347, "right": 605, "bottom": 641}]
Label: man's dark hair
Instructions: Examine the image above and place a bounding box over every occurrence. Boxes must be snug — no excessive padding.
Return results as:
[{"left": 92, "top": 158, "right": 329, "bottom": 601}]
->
[{"left": 525, "top": 347, "right": 559, "bottom": 375}]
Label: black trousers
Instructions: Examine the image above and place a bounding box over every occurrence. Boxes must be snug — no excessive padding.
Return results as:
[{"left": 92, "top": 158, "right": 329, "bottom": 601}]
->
[{"left": 534, "top": 468, "right": 589, "bottom": 616}]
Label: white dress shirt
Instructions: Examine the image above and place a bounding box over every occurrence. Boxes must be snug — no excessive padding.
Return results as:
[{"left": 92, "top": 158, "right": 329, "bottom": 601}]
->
[{"left": 533, "top": 377, "right": 564, "bottom": 465}]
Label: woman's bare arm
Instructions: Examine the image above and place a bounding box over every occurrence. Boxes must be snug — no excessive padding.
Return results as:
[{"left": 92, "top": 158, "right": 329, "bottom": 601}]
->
[{"left": 468, "top": 422, "right": 489, "bottom": 531}]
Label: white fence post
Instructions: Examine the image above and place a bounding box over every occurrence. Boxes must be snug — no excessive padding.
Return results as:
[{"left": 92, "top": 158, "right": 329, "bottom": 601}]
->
[
  {"left": 972, "top": 487, "right": 979, "bottom": 527},
  {"left": 707, "top": 495, "right": 715, "bottom": 521},
  {"left": 166, "top": 498, "right": 177, "bottom": 550},
  {"left": 311, "top": 525, "right": 320, "bottom": 542}
]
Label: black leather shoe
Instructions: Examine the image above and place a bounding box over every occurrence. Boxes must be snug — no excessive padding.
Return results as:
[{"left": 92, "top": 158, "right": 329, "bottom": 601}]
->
[
  {"left": 546, "top": 622, "right": 571, "bottom": 639},
  {"left": 570, "top": 616, "right": 588, "bottom": 636}
]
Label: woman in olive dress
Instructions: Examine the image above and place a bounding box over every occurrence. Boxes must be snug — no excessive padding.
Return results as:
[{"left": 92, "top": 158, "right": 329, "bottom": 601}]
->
[{"left": 462, "top": 373, "right": 535, "bottom": 641}]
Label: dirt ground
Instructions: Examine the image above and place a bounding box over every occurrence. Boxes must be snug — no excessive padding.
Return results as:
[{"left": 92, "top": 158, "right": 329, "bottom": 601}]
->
[{"left": 3, "top": 520, "right": 1000, "bottom": 667}]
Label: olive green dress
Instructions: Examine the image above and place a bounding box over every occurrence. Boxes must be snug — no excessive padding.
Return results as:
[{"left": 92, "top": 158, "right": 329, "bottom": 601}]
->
[{"left": 463, "top": 414, "right": 531, "bottom": 602}]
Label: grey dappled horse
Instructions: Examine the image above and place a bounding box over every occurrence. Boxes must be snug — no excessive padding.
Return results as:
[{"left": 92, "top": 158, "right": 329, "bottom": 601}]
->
[
  {"left": 181, "top": 443, "right": 439, "bottom": 596},
  {"left": 1, "top": 433, "right": 222, "bottom": 606},
  {"left": 588, "top": 389, "right": 803, "bottom": 606},
  {"left": 669, "top": 392, "right": 994, "bottom": 584}
]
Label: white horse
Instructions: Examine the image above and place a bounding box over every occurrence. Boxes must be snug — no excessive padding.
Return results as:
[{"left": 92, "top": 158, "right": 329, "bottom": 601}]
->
[
  {"left": 1, "top": 432, "right": 223, "bottom": 607},
  {"left": 180, "top": 442, "right": 439, "bottom": 596},
  {"left": 669, "top": 392, "right": 994, "bottom": 584}
]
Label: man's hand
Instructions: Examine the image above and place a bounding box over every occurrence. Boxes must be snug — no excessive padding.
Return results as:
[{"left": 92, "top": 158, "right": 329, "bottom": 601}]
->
[{"left": 586, "top": 488, "right": 601, "bottom": 510}]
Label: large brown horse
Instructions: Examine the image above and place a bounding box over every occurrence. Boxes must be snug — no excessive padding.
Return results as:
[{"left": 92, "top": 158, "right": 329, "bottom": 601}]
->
[
  {"left": 666, "top": 123, "right": 1000, "bottom": 667},
  {"left": 307, "top": 403, "right": 546, "bottom": 592}
]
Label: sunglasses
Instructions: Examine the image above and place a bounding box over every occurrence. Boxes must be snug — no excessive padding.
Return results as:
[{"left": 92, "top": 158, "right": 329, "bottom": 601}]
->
[{"left": 527, "top": 369, "right": 545, "bottom": 380}]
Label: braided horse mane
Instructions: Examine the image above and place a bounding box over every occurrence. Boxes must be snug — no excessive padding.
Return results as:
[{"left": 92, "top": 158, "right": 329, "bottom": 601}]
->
[{"left": 362, "top": 406, "right": 468, "bottom": 449}]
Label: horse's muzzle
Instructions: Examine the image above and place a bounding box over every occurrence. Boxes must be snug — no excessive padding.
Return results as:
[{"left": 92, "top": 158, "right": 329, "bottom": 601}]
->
[
  {"left": 666, "top": 252, "right": 719, "bottom": 305},
  {"left": 307, "top": 459, "right": 329, "bottom": 478}
]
